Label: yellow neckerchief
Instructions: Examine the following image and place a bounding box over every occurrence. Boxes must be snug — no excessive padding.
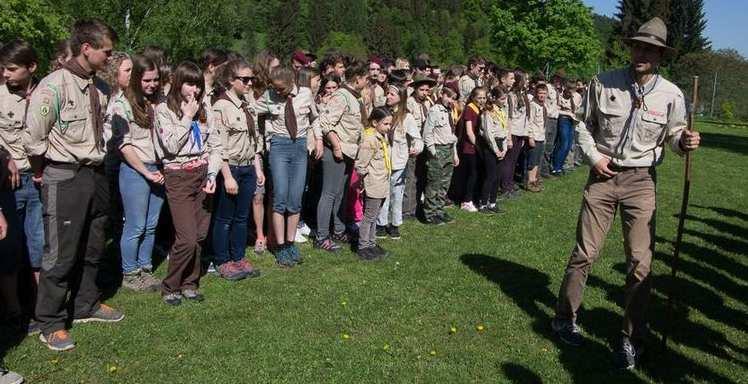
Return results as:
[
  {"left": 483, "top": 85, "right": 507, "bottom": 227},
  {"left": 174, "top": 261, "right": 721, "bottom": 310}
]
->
[
  {"left": 364, "top": 127, "right": 392, "bottom": 175},
  {"left": 488, "top": 105, "right": 507, "bottom": 129},
  {"left": 466, "top": 102, "right": 480, "bottom": 116}
]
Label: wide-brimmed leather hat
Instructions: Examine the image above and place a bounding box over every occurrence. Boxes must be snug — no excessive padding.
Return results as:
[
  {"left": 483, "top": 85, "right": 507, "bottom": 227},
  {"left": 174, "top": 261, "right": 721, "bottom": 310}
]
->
[
  {"left": 411, "top": 74, "right": 437, "bottom": 88},
  {"left": 624, "top": 17, "right": 675, "bottom": 52}
]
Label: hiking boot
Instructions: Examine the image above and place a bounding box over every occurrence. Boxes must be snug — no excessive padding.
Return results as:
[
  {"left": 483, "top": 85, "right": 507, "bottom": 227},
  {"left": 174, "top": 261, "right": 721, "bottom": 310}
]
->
[
  {"left": 122, "top": 271, "right": 147, "bottom": 291},
  {"left": 424, "top": 216, "right": 444, "bottom": 225},
  {"left": 551, "top": 318, "right": 584, "bottom": 347},
  {"left": 0, "top": 367, "right": 23, "bottom": 384},
  {"left": 376, "top": 225, "right": 388, "bottom": 239},
  {"left": 218, "top": 261, "right": 248, "bottom": 281},
  {"left": 182, "top": 289, "right": 204, "bottom": 302},
  {"left": 387, "top": 225, "right": 401, "bottom": 240},
  {"left": 527, "top": 182, "right": 542, "bottom": 193},
  {"left": 140, "top": 270, "right": 161, "bottom": 291},
  {"left": 614, "top": 337, "right": 638, "bottom": 370},
  {"left": 39, "top": 330, "right": 75, "bottom": 351},
  {"left": 314, "top": 238, "right": 341, "bottom": 253},
  {"left": 440, "top": 213, "right": 455, "bottom": 223},
  {"left": 236, "top": 258, "right": 261, "bottom": 277},
  {"left": 74, "top": 304, "right": 124, "bottom": 324},
  {"left": 287, "top": 243, "right": 303, "bottom": 264},
  {"left": 162, "top": 293, "right": 183, "bottom": 306}
]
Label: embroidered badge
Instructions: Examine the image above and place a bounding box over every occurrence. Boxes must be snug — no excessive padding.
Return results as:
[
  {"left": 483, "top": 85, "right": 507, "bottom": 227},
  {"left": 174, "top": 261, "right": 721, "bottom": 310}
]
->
[{"left": 40, "top": 105, "right": 49, "bottom": 116}]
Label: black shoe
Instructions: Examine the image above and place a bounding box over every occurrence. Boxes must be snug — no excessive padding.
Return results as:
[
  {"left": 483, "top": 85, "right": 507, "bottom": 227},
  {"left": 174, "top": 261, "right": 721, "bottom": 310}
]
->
[
  {"left": 551, "top": 318, "right": 584, "bottom": 347},
  {"left": 373, "top": 245, "right": 389, "bottom": 258},
  {"left": 387, "top": 225, "right": 401, "bottom": 240},
  {"left": 614, "top": 337, "right": 638, "bottom": 370},
  {"left": 488, "top": 204, "right": 506, "bottom": 214},
  {"left": 332, "top": 231, "right": 352, "bottom": 243},
  {"left": 357, "top": 247, "right": 379, "bottom": 261},
  {"left": 439, "top": 213, "right": 455, "bottom": 223},
  {"left": 376, "top": 225, "right": 388, "bottom": 239}
]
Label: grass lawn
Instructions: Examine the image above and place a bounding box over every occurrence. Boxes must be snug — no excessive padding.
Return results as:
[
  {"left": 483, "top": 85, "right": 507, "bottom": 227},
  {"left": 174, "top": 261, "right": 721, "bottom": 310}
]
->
[{"left": 2, "top": 122, "right": 746, "bottom": 383}]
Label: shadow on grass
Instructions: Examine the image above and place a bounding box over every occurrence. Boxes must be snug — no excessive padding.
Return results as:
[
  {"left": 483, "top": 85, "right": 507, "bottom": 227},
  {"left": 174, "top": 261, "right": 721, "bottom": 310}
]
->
[
  {"left": 460, "top": 254, "right": 644, "bottom": 383},
  {"left": 699, "top": 132, "right": 748, "bottom": 156},
  {"left": 501, "top": 362, "right": 543, "bottom": 384},
  {"left": 692, "top": 205, "right": 748, "bottom": 223}
]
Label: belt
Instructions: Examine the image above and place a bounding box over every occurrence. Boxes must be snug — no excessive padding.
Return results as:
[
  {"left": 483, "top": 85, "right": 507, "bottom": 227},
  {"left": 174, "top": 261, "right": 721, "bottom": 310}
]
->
[
  {"left": 47, "top": 160, "right": 103, "bottom": 170},
  {"left": 227, "top": 159, "right": 253, "bottom": 167},
  {"left": 608, "top": 164, "right": 651, "bottom": 172},
  {"left": 164, "top": 157, "right": 207, "bottom": 171}
]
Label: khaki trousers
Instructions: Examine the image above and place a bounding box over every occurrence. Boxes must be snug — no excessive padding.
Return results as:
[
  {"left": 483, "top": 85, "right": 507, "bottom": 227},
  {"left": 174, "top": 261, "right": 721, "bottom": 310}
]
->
[{"left": 556, "top": 167, "right": 656, "bottom": 339}]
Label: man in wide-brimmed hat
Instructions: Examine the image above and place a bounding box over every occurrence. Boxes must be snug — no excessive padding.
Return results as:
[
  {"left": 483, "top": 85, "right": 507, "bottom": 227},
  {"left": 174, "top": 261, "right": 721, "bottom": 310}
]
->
[{"left": 551, "top": 17, "right": 701, "bottom": 370}]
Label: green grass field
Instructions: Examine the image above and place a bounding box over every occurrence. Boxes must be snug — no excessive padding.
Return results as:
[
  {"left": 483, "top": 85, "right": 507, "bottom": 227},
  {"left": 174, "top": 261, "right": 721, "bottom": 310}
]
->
[{"left": 3, "top": 122, "right": 746, "bottom": 383}]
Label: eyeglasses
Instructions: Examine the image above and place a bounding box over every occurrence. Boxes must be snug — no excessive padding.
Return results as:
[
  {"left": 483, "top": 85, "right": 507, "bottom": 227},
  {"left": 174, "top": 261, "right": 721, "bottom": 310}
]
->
[{"left": 234, "top": 76, "right": 255, "bottom": 84}]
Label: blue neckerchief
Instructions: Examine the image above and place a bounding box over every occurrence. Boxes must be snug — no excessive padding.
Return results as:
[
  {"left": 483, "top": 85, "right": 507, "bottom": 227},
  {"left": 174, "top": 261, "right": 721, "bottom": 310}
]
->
[{"left": 190, "top": 121, "right": 203, "bottom": 151}]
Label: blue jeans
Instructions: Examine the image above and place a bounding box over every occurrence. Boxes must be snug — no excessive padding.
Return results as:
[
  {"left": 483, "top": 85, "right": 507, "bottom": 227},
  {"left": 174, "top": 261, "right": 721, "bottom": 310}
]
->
[
  {"left": 14, "top": 173, "right": 44, "bottom": 269},
  {"left": 211, "top": 165, "right": 257, "bottom": 266},
  {"left": 269, "top": 136, "right": 308, "bottom": 214},
  {"left": 552, "top": 116, "right": 574, "bottom": 173},
  {"left": 377, "top": 168, "right": 406, "bottom": 227},
  {"left": 119, "top": 163, "right": 165, "bottom": 274}
]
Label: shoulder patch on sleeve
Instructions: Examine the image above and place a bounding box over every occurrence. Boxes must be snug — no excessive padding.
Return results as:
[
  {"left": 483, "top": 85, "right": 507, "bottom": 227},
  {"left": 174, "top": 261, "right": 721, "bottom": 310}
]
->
[{"left": 40, "top": 105, "right": 50, "bottom": 116}]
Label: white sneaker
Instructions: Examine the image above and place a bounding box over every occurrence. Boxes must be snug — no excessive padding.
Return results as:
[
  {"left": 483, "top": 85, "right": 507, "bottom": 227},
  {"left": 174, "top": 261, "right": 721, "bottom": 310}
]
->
[
  {"left": 207, "top": 262, "right": 217, "bottom": 274},
  {"left": 298, "top": 222, "right": 311, "bottom": 236},
  {"left": 0, "top": 368, "right": 23, "bottom": 384},
  {"left": 461, "top": 202, "right": 478, "bottom": 212},
  {"left": 294, "top": 231, "right": 308, "bottom": 243}
]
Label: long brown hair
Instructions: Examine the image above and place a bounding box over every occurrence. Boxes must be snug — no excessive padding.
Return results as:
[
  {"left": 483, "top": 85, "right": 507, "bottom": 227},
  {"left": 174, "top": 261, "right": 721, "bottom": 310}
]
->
[
  {"left": 166, "top": 61, "right": 206, "bottom": 123},
  {"left": 125, "top": 55, "right": 159, "bottom": 129},
  {"left": 509, "top": 71, "right": 530, "bottom": 118},
  {"left": 387, "top": 84, "right": 409, "bottom": 131}
]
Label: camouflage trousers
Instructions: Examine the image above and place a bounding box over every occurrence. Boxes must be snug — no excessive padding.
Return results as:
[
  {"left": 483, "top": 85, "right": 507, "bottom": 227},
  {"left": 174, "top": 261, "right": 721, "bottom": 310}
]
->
[{"left": 423, "top": 145, "right": 454, "bottom": 220}]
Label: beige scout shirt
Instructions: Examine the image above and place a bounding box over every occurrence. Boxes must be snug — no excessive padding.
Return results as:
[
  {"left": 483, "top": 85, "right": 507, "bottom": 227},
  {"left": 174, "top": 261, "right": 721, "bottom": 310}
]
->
[
  {"left": 318, "top": 86, "right": 364, "bottom": 159},
  {"left": 528, "top": 100, "right": 546, "bottom": 142},
  {"left": 255, "top": 86, "right": 321, "bottom": 141},
  {"left": 406, "top": 96, "right": 432, "bottom": 131},
  {"left": 545, "top": 85, "right": 559, "bottom": 119},
  {"left": 355, "top": 129, "right": 390, "bottom": 199},
  {"left": 558, "top": 90, "right": 582, "bottom": 120},
  {"left": 423, "top": 104, "right": 457, "bottom": 156},
  {"left": 24, "top": 69, "right": 110, "bottom": 165},
  {"left": 391, "top": 112, "right": 423, "bottom": 170},
  {"left": 0, "top": 84, "right": 32, "bottom": 170},
  {"left": 577, "top": 67, "right": 687, "bottom": 168},
  {"left": 212, "top": 91, "right": 263, "bottom": 166},
  {"left": 154, "top": 102, "right": 222, "bottom": 176},
  {"left": 480, "top": 106, "right": 509, "bottom": 156},
  {"left": 364, "top": 83, "right": 386, "bottom": 113},
  {"left": 507, "top": 93, "right": 529, "bottom": 137},
  {"left": 105, "top": 93, "right": 162, "bottom": 164}
]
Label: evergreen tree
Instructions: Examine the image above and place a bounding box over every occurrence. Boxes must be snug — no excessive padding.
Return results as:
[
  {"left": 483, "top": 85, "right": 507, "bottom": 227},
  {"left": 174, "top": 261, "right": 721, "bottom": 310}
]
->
[{"left": 668, "top": 0, "right": 710, "bottom": 57}]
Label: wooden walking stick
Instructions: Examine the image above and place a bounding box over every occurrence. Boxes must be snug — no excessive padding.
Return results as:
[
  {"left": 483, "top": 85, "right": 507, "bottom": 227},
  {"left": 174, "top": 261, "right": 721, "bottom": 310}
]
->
[{"left": 661, "top": 76, "right": 699, "bottom": 351}]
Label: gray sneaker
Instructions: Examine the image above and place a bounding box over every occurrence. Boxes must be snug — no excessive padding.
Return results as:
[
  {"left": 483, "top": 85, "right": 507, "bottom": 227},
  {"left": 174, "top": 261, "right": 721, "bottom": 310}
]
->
[
  {"left": 39, "top": 330, "right": 75, "bottom": 351},
  {"left": 162, "top": 293, "right": 183, "bottom": 306},
  {"left": 182, "top": 289, "right": 204, "bottom": 302},
  {"left": 0, "top": 367, "right": 24, "bottom": 384},
  {"left": 73, "top": 304, "right": 124, "bottom": 324},
  {"left": 140, "top": 271, "right": 161, "bottom": 291},
  {"left": 551, "top": 318, "right": 584, "bottom": 347},
  {"left": 615, "top": 337, "right": 638, "bottom": 370}
]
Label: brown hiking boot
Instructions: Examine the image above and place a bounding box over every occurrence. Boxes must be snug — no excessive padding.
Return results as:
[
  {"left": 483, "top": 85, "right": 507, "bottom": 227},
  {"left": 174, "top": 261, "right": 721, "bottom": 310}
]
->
[{"left": 528, "top": 181, "right": 542, "bottom": 193}]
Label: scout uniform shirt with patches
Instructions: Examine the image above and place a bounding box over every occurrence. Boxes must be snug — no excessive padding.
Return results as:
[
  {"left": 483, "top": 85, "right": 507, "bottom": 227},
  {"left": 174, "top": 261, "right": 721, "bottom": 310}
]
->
[
  {"left": 527, "top": 100, "right": 546, "bottom": 142},
  {"left": 24, "top": 69, "right": 110, "bottom": 165},
  {"left": 576, "top": 68, "right": 687, "bottom": 167},
  {"left": 355, "top": 128, "right": 391, "bottom": 199},
  {"left": 105, "top": 93, "right": 163, "bottom": 164},
  {"left": 0, "top": 83, "right": 33, "bottom": 171},
  {"left": 154, "top": 102, "right": 223, "bottom": 176},
  {"left": 481, "top": 105, "right": 509, "bottom": 156},
  {"left": 545, "top": 85, "right": 559, "bottom": 119},
  {"left": 390, "top": 111, "right": 424, "bottom": 170},
  {"left": 318, "top": 86, "right": 364, "bottom": 159},
  {"left": 558, "top": 90, "right": 582, "bottom": 120},
  {"left": 406, "top": 96, "right": 432, "bottom": 131},
  {"left": 212, "top": 91, "right": 263, "bottom": 166},
  {"left": 507, "top": 93, "right": 529, "bottom": 137},
  {"left": 458, "top": 74, "right": 480, "bottom": 103},
  {"left": 255, "top": 85, "right": 321, "bottom": 141},
  {"left": 422, "top": 103, "right": 457, "bottom": 156}
]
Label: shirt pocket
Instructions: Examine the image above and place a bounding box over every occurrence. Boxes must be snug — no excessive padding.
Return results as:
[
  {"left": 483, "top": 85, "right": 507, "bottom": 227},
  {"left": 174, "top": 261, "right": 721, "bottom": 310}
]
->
[
  {"left": 636, "top": 109, "right": 668, "bottom": 146},
  {"left": 59, "top": 108, "right": 88, "bottom": 144},
  {"left": 597, "top": 99, "right": 628, "bottom": 139},
  {"left": 0, "top": 114, "right": 23, "bottom": 145}
]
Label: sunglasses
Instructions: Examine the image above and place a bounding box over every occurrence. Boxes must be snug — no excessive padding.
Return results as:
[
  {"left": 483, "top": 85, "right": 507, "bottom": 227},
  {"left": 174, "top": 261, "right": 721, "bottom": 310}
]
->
[{"left": 234, "top": 76, "right": 255, "bottom": 84}]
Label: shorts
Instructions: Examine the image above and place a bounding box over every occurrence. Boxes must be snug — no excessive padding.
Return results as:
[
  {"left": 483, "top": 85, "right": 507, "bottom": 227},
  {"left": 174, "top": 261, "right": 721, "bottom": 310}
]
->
[{"left": 527, "top": 140, "right": 545, "bottom": 168}]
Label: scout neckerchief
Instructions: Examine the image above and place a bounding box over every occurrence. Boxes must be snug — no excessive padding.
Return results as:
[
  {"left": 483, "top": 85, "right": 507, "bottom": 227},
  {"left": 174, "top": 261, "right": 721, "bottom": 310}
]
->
[
  {"left": 283, "top": 90, "right": 298, "bottom": 140},
  {"left": 364, "top": 127, "right": 391, "bottom": 175},
  {"left": 341, "top": 84, "right": 367, "bottom": 127},
  {"left": 614, "top": 69, "right": 661, "bottom": 157},
  {"left": 8, "top": 80, "right": 37, "bottom": 130},
  {"left": 489, "top": 105, "right": 507, "bottom": 131},
  {"left": 217, "top": 92, "right": 257, "bottom": 141},
  {"left": 63, "top": 59, "right": 103, "bottom": 152}
]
